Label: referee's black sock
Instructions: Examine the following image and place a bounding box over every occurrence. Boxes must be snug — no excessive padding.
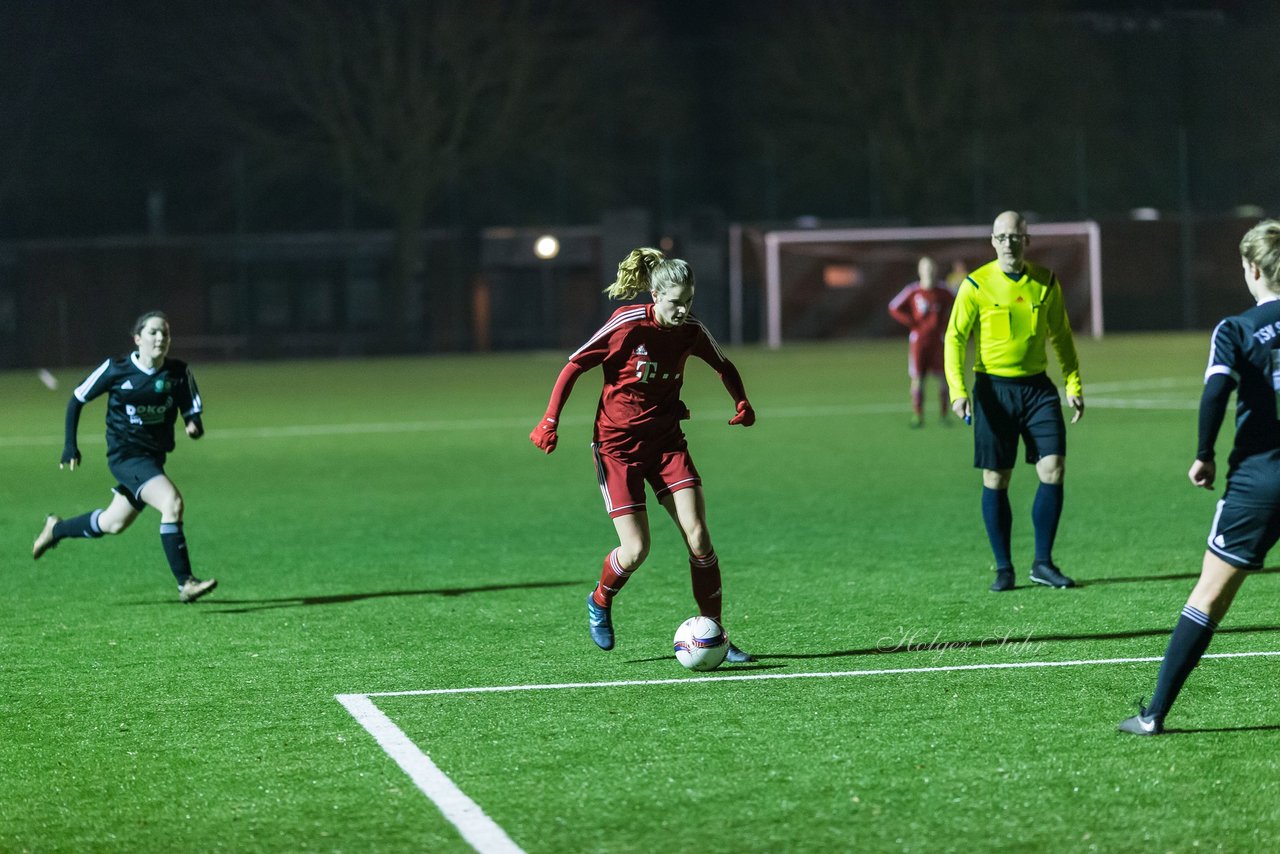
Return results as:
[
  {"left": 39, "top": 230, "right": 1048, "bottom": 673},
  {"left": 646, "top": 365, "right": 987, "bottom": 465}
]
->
[
  {"left": 1147, "top": 605, "right": 1218, "bottom": 722},
  {"left": 53, "top": 510, "right": 104, "bottom": 541},
  {"left": 1032, "top": 482, "right": 1064, "bottom": 563},
  {"left": 160, "top": 522, "right": 194, "bottom": 585},
  {"left": 981, "top": 487, "right": 1013, "bottom": 569}
]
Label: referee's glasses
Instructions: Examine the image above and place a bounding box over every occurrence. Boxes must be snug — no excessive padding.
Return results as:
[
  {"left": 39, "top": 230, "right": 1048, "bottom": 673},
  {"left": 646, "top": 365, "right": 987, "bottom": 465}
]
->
[{"left": 993, "top": 233, "right": 1027, "bottom": 244}]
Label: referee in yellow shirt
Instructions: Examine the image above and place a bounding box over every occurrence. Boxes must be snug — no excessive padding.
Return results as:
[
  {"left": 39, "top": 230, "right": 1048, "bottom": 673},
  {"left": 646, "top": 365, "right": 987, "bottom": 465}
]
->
[{"left": 944, "top": 210, "right": 1084, "bottom": 591}]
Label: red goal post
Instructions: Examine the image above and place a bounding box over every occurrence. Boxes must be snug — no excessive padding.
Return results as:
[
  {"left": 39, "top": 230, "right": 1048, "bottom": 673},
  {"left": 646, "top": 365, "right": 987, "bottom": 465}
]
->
[{"left": 728, "top": 222, "right": 1102, "bottom": 348}]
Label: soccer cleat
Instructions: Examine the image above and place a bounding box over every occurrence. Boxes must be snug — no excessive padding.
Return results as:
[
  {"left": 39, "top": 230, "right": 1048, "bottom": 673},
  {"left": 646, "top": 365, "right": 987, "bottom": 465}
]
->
[
  {"left": 33, "top": 515, "right": 60, "bottom": 560},
  {"left": 908, "top": 415, "right": 923, "bottom": 429},
  {"left": 178, "top": 577, "right": 218, "bottom": 603},
  {"left": 1117, "top": 703, "right": 1163, "bottom": 736},
  {"left": 1030, "top": 560, "right": 1076, "bottom": 588},
  {"left": 990, "top": 566, "right": 1015, "bottom": 592},
  {"left": 586, "top": 593, "right": 614, "bottom": 650},
  {"left": 724, "top": 643, "right": 755, "bottom": 663}
]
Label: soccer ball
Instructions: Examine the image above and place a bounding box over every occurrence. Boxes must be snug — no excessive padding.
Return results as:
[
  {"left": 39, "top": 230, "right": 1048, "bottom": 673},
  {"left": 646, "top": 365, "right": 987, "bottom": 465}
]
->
[{"left": 673, "top": 615, "right": 729, "bottom": 671}]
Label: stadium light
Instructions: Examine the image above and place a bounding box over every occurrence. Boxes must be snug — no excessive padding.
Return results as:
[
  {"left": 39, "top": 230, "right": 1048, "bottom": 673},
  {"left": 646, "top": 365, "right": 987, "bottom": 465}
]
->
[{"left": 533, "top": 234, "right": 560, "bottom": 260}]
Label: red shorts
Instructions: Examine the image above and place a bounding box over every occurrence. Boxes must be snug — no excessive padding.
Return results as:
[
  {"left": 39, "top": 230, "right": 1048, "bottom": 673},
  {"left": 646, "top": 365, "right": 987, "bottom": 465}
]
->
[
  {"left": 908, "top": 332, "right": 945, "bottom": 378},
  {"left": 592, "top": 443, "right": 701, "bottom": 518}
]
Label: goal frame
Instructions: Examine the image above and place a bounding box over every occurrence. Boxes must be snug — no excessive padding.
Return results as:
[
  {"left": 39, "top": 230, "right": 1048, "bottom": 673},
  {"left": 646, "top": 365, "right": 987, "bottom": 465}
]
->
[{"left": 730, "top": 222, "right": 1103, "bottom": 349}]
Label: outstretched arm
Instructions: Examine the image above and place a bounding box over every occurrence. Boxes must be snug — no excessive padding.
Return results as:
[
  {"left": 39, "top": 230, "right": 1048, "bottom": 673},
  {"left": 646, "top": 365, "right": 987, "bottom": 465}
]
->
[
  {"left": 530, "top": 361, "right": 586, "bottom": 454},
  {"left": 61, "top": 397, "right": 84, "bottom": 470}
]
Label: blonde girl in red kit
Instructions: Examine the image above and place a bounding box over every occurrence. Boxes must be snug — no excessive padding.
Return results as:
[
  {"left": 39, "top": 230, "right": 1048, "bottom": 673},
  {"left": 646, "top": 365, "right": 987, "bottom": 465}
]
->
[{"left": 530, "top": 248, "right": 756, "bottom": 661}]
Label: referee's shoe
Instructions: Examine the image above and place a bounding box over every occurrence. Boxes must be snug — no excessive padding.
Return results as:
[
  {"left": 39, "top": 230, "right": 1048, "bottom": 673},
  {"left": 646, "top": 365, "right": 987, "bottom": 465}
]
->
[
  {"left": 990, "top": 566, "right": 1016, "bottom": 592},
  {"left": 1030, "top": 560, "right": 1076, "bottom": 588}
]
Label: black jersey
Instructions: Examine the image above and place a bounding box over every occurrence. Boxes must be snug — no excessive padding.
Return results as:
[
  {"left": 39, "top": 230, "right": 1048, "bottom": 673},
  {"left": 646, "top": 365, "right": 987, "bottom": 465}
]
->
[
  {"left": 1204, "top": 299, "right": 1280, "bottom": 468},
  {"left": 73, "top": 352, "right": 202, "bottom": 459}
]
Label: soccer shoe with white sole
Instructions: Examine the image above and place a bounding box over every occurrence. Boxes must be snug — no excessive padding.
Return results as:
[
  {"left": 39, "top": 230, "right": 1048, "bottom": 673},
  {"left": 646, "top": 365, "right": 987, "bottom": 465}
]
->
[
  {"left": 33, "top": 515, "right": 60, "bottom": 560},
  {"left": 178, "top": 577, "right": 218, "bottom": 603},
  {"left": 725, "top": 643, "right": 755, "bottom": 663},
  {"left": 586, "top": 593, "right": 614, "bottom": 650},
  {"left": 1118, "top": 704, "right": 1163, "bottom": 736},
  {"left": 990, "top": 566, "right": 1015, "bottom": 592},
  {"left": 1030, "top": 560, "right": 1076, "bottom": 588}
]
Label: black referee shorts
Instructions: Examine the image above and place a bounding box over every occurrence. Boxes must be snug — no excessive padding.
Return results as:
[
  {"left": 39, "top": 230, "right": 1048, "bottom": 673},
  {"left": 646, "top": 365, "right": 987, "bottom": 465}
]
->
[{"left": 971, "top": 372, "right": 1066, "bottom": 470}]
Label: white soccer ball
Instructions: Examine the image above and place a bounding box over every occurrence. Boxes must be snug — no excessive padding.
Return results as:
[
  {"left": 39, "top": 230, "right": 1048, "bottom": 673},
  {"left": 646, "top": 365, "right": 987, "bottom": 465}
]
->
[{"left": 673, "top": 615, "right": 729, "bottom": 671}]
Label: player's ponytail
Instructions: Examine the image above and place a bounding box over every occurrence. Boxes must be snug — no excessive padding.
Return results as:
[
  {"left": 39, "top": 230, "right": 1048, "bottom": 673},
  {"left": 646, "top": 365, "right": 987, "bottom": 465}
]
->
[{"left": 605, "top": 248, "right": 695, "bottom": 300}]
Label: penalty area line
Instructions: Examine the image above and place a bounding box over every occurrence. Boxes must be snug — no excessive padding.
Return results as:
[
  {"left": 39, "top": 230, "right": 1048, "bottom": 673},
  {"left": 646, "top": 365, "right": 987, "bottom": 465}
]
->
[
  {"left": 335, "top": 693, "right": 525, "bottom": 854},
  {"left": 361, "top": 649, "right": 1280, "bottom": 698},
  {"left": 337, "top": 650, "right": 1280, "bottom": 854}
]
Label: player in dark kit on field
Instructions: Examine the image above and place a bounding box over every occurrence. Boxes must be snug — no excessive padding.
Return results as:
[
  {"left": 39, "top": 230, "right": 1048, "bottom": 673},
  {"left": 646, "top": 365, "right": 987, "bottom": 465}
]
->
[
  {"left": 530, "top": 248, "right": 756, "bottom": 661},
  {"left": 944, "top": 210, "right": 1085, "bottom": 592},
  {"left": 32, "top": 311, "right": 217, "bottom": 603},
  {"left": 1120, "top": 220, "right": 1280, "bottom": 735},
  {"left": 888, "top": 255, "right": 956, "bottom": 427}
]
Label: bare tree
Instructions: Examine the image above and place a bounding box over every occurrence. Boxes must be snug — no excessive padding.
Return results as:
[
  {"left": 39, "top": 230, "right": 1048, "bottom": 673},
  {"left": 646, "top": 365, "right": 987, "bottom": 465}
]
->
[{"left": 171, "top": 0, "right": 591, "bottom": 348}]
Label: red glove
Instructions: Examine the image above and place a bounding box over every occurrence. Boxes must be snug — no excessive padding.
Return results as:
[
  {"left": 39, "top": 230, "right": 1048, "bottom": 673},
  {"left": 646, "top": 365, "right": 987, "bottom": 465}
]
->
[
  {"left": 678, "top": 400, "right": 692, "bottom": 421},
  {"left": 530, "top": 416, "right": 558, "bottom": 453},
  {"left": 728, "top": 400, "right": 755, "bottom": 427}
]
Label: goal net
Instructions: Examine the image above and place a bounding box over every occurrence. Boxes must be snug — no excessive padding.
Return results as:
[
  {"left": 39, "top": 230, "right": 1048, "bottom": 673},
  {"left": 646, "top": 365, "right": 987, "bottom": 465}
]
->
[{"left": 728, "top": 222, "right": 1102, "bottom": 348}]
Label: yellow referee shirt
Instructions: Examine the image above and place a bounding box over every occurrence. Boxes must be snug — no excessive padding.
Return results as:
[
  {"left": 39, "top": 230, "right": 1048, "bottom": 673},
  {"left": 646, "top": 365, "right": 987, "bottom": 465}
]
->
[{"left": 943, "top": 260, "right": 1082, "bottom": 400}]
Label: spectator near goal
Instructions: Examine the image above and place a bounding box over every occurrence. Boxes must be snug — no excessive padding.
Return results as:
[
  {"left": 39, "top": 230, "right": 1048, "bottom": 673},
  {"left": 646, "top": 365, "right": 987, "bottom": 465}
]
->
[{"left": 888, "top": 255, "right": 956, "bottom": 428}]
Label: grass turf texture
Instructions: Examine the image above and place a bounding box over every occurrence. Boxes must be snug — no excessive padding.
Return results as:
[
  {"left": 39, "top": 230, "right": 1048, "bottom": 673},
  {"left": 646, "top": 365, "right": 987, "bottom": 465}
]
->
[{"left": 3, "top": 333, "right": 1279, "bottom": 852}]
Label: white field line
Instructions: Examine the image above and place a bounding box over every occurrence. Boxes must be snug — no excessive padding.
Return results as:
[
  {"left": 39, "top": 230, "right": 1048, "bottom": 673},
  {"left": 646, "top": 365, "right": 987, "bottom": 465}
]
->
[
  {"left": 350, "top": 649, "right": 1280, "bottom": 699},
  {"left": 336, "top": 650, "right": 1280, "bottom": 853},
  {"left": 0, "top": 382, "right": 1201, "bottom": 449},
  {"left": 336, "top": 693, "right": 524, "bottom": 854}
]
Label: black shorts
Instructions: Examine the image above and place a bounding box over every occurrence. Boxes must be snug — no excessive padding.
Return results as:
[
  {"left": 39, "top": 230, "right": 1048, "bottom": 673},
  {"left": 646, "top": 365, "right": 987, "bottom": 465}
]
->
[
  {"left": 108, "top": 453, "right": 167, "bottom": 512},
  {"left": 1206, "top": 454, "right": 1280, "bottom": 569},
  {"left": 971, "top": 372, "right": 1066, "bottom": 470}
]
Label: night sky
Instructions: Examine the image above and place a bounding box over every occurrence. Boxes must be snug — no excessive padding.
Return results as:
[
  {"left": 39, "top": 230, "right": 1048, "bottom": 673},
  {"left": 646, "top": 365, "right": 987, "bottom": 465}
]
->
[{"left": 1, "top": 0, "right": 1274, "bottom": 240}]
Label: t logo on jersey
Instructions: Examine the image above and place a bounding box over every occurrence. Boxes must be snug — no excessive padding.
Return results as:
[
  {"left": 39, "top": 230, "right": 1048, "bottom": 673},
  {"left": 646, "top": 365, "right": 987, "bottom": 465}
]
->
[{"left": 635, "top": 359, "right": 681, "bottom": 383}]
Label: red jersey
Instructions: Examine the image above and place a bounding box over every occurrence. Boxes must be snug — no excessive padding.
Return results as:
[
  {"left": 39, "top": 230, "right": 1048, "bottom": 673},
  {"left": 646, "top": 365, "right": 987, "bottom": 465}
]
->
[
  {"left": 543, "top": 304, "right": 747, "bottom": 459},
  {"left": 888, "top": 283, "right": 955, "bottom": 338}
]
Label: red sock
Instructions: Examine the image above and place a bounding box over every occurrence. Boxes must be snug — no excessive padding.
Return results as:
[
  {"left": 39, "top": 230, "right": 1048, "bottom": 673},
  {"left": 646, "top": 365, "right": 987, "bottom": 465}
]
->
[
  {"left": 911, "top": 387, "right": 924, "bottom": 418},
  {"left": 689, "top": 550, "right": 722, "bottom": 621},
  {"left": 939, "top": 386, "right": 950, "bottom": 418},
  {"left": 593, "top": 548, "right": 633, "bottom": 608}
]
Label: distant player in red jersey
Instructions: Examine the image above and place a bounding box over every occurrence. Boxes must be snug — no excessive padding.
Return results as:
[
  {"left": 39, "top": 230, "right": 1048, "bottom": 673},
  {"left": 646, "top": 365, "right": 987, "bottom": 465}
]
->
[
  {"left": 530, "top": 247, "right": 756, "bottom": 662},
  {"left": 888, "top": 255, "right": 955, "bottom": 427}
]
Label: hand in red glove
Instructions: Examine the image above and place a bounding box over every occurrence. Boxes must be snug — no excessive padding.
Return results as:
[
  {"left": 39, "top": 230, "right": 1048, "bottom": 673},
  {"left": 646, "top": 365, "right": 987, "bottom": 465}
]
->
[
  {"left": 728, "top": 400, "right": 755, "bottom": 427},
  {"left": 530, "top": 416, "right": 559, "bottom": 453}
]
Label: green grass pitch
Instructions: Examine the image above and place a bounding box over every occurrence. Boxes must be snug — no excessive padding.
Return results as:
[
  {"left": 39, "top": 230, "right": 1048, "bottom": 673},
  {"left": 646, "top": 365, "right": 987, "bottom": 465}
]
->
[{"left": 3, "top": 333, "right": 1279, "bottom": 852}]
